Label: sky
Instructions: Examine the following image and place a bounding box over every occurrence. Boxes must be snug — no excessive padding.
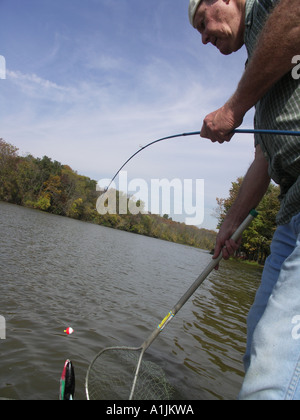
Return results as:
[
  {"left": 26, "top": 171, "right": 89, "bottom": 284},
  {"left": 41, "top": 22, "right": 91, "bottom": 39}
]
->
[{"left": 0, "top": 0, "right": 256, "bottom": 230}]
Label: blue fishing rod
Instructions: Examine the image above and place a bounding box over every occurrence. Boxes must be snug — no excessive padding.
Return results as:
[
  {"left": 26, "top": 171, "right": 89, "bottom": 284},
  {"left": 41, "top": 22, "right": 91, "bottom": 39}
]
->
[{"left": 105, "top": 128, "right": 300, "bottom": 190}]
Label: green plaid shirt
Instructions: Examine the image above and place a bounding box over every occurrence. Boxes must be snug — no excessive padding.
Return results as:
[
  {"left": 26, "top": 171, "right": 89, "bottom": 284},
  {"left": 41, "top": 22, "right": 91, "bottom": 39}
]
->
[{"left": 245, "top": 0, "right": 300, "bottom": 225}]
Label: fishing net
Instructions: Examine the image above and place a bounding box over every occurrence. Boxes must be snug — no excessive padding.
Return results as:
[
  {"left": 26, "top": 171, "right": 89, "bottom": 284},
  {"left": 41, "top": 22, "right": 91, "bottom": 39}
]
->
[
  {"left": 86, "top": 347, "right": 174, "bottom": 400},
  {"left": 85, "top": 212, "right": 259, "bottom": 401}
]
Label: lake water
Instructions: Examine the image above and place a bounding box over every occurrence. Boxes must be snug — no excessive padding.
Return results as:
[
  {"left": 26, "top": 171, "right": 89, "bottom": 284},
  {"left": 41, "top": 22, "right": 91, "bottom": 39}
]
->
[{"left": 0, "top": 201, "right": 262, "bottom": 400}]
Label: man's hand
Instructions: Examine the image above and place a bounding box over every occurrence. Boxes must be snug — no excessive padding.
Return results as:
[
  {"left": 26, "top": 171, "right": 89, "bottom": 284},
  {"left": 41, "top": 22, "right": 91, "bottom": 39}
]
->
[
  {"left": 213, "top": 218, "right": 242, "bottom": 269},
  {"left": 211, "top": 145, "right": 270, "bottom": 269},
  {"left": 200, "top": 100, "right": 244, "bottom": 143}
]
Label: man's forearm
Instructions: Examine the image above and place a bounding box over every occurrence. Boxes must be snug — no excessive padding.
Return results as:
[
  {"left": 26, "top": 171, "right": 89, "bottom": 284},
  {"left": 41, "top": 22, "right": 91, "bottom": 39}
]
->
[
  {"left": 229, "top": 0, "right": 300, "bottom": 119},
  {"left": 213, "top": 145, "right": 270, "bottom": 260},
  {"left": 225, "top": 153, "right": 270, "bottom": 226}
]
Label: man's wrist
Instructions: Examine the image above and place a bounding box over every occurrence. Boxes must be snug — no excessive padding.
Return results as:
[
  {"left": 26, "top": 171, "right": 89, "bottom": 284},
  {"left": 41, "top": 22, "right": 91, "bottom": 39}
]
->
[
  {"left": 225, "top": 204, "right": 251, "bottom": 228},
  {"left": 226, "top": 88, "right": 253, "bottom": 124}
]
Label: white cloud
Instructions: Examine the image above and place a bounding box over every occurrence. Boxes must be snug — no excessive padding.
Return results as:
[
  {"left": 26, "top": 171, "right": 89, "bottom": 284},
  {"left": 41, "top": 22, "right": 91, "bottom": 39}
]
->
[{"left": 6, "top": 69, "right": 76, "bottom": 102}]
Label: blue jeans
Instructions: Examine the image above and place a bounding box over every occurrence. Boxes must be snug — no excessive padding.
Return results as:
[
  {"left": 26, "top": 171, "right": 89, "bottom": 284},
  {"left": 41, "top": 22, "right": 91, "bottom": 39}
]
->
[{"left": 239, "top": 212, "right": 300, "bottom": 400}]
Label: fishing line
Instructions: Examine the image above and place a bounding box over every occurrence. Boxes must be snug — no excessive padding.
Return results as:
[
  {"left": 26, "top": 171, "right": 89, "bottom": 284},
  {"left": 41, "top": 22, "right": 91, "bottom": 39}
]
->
[{"left": 105, "top": 128, "right": 300, "bottom": 191}]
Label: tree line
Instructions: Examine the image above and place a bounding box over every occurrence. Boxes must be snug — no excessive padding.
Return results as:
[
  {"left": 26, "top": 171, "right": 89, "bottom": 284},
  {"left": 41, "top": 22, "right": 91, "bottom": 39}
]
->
[
  {"left": 0, "top": 138, "right": 280, "bottom": 262},
  {"left": 0, "top": 139, "right": 216, "bottom": 251}
]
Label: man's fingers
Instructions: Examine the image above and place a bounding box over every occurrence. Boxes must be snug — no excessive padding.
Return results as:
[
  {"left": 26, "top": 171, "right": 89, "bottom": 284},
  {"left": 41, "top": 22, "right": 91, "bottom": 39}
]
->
[
  {"left": 222, "top": 245, "right": 231, "bottom": 260},
  {"left": 200, "top": 123, "right": 234, "bottom": 143},
  {"left": 223, "top": 238, "right": 241, "bottom": 258},
  {"left": 213, "top": 242, "right": 222, "bottom": 259},
  {"left": 213, "top": 238, "right": 241, "bottom": 265}
]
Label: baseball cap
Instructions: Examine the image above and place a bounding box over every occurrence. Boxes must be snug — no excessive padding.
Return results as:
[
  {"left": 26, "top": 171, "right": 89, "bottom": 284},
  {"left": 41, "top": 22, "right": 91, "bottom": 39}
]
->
[{"left": 188, "top": 0, "right": 203, "bottom": 27}]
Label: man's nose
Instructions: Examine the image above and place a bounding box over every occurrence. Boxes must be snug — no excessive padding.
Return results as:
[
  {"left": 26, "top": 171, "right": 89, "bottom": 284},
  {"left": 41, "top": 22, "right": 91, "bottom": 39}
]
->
[{"left": 201, "top": 32, "right": 210, "bottom": 45}]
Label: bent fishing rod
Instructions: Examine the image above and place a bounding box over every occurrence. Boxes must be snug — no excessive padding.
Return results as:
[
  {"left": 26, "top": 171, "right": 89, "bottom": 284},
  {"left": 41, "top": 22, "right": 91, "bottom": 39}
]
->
[{"left": 104, "top": 128, "right": 300, "bottom": 191}]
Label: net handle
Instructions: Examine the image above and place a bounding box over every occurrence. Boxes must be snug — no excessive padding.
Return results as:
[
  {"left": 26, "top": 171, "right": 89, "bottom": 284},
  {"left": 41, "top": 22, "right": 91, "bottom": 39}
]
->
[{"left": 141, "top": 209, "right": 258, "bottom": 352}]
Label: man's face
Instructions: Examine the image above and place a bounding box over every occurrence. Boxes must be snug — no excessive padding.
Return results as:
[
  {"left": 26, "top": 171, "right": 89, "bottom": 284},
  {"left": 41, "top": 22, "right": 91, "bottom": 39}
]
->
[{"left": 193, "top": 0, "right": 245, "bottom": 55}]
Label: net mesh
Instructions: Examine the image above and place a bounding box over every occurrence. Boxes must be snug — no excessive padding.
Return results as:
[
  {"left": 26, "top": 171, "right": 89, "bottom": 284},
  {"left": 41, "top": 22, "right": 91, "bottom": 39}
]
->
[{"left": 86, "top": 348, "right": 174, "bottom": 400}]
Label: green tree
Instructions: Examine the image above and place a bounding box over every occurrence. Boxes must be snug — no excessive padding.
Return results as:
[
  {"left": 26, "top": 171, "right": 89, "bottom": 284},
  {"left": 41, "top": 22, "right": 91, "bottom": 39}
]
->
[
  {"left": 0, "top": 139, "right": 19, "bottom": 202},
  {"left": 16, "top": 155, "right": 40, "bottom": 205}
]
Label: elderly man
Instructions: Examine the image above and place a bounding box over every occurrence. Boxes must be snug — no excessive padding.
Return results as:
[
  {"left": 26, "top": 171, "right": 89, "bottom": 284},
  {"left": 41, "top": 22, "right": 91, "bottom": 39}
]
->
[{"left": 188, "top": 0, "right": 300, "bottom": 400}]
